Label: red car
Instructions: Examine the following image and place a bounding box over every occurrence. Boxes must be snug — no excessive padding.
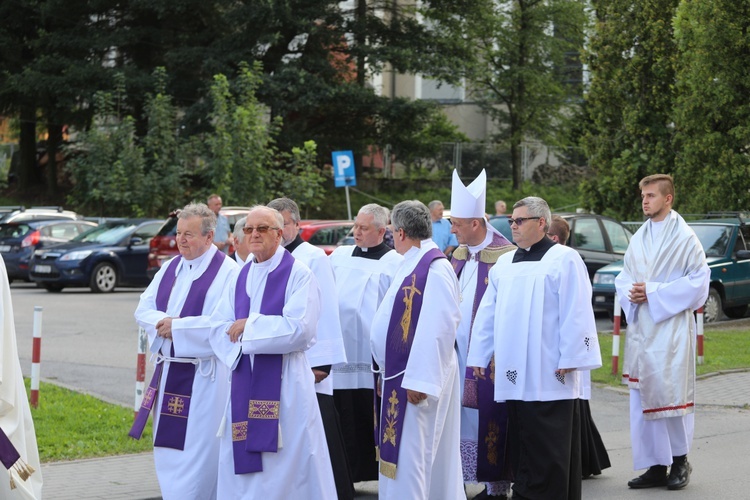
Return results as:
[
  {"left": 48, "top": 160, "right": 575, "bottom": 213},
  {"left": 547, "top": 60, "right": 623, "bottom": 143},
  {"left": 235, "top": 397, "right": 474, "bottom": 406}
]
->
[
  {"left": 299, "top": 220, "right": 354, "bottom": 255},
  {"left": 147, "top": 207, "right": 250, "bottom": 279}
]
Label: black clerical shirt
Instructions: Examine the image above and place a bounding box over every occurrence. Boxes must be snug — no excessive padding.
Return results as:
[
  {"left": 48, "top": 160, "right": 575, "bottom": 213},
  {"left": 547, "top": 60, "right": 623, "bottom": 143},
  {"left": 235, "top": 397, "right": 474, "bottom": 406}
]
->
[
  {"left": 512, "top": 236, "right": 556, "bottom": 263},
  {"left": 352, "top": 241, "right": 391, "bottom": 260}
]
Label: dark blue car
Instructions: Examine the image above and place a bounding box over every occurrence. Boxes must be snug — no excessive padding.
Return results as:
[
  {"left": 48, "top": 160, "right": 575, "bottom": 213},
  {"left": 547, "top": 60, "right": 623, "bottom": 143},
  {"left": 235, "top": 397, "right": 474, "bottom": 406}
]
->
[
  {"left": 29, "top": 218, "right": 163, "bottom": 292},
  {"left": 0, "top": 219, "right": 97, "bottom": 282}
]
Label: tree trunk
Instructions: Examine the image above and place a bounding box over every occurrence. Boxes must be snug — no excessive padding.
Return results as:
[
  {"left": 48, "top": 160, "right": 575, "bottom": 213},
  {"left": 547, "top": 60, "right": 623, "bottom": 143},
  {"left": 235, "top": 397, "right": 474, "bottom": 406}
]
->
[
  {"left": 510, "top": 139, "right": 522, "bottom": 190},
  {"left": 45, "top": 121, "right": 62, "bottom": 195},
  {"left": 356, "top": 0, "right": 367, "bottom": 87},
  {"left": 19, "top": 104, "right": 40, "bottom": 190}
]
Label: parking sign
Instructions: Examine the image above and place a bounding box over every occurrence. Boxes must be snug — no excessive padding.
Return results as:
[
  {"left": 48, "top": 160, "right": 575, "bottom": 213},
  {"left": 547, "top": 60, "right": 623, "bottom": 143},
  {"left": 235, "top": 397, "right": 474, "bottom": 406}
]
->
[{"left": 332, "top": 151, "right": 356, "bottom": 188}]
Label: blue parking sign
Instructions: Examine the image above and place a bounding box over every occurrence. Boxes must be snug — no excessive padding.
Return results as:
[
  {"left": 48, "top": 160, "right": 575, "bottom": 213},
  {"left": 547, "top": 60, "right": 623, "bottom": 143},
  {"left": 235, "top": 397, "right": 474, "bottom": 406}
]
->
[{"left": 332, "top": 151, "right": 356, "bottom": 187}]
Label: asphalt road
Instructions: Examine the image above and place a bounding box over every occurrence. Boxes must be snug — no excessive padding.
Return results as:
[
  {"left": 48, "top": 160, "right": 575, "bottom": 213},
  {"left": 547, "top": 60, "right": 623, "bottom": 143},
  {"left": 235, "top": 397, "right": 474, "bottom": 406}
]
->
[
  {"left": 11, "top": 281, "right": 151, "bottom": 408},
  {"left": 10, "top": 282, "right": 750, "bottom": 499}
]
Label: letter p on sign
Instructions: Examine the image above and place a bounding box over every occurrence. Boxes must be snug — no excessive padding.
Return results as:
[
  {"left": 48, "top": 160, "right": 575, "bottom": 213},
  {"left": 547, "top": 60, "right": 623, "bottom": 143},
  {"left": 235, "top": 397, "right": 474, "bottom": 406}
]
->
[{"left": 332, "top": 151, "right": 356, "bottom": 188}]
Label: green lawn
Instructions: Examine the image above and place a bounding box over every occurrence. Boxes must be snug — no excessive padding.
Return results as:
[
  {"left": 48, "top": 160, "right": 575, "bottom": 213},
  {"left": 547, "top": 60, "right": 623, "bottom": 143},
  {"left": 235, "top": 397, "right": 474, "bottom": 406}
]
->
[
  {"left": 25, "top": 379, "right": 153, "bottom": 462},
  {"left": 594, "top": 328, "right": 750, "bottom": 386}
]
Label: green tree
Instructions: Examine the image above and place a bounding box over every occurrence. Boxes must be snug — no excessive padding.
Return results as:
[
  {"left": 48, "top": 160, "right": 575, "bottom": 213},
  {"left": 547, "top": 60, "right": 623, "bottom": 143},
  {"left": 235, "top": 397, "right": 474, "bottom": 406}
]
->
[
  {"left": 0, "top": 0, "right": 117, "bottom": 194},
  {"left": 141, "top": 68, "right": 189, "bottom": 215},
  {"left": 673, "top": 0, "right": 750, "bottom": 212},
  {"left": 581, "top": 0, "right": 679, "bottom": 220},
  {"left": 269, "top": 140, "right": 327, "bottom": 218},
  {"left": 204, "top": 62, "right": 276, "bottom": 206},
  {"left": 66, "top": 91, "right": 147, "bottom": 216},
  {"left": 423, "top": 0, "right": 587, "bottom": 190}
]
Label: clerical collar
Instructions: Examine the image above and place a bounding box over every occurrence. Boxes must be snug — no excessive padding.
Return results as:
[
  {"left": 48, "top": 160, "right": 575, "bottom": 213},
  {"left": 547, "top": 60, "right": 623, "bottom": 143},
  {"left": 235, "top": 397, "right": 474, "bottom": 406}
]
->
[
  {"left": 284, "top": 234, "right": 305, "bottom": 253},
  {"left": 467, "top": 229, "right": 492, "bottom": 255},
  {"left": 352, "top": 241, "right": 391, "bottom": 260},
  {"left": 512, "top": 236, "right": 555, "bottom": 262},
  {"left": 180, "top": 246, "right": 212, "bottom": 272}
]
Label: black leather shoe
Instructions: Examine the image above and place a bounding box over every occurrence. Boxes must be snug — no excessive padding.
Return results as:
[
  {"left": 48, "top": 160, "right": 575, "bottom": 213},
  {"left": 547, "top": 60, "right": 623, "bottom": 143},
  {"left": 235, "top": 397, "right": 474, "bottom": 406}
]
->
[
  {"left": 667, "top": 458, "right": 692, "bottom": 490},
  {"left": 627, "top": 465, "right": 668, "bottom": 488}
]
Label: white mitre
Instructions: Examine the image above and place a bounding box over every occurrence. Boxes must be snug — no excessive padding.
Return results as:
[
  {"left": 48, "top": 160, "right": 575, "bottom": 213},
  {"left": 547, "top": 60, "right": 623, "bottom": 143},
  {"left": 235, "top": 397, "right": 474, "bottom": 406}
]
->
[{"left": 451, "top": 168, "right": 486, "bottom": 218}]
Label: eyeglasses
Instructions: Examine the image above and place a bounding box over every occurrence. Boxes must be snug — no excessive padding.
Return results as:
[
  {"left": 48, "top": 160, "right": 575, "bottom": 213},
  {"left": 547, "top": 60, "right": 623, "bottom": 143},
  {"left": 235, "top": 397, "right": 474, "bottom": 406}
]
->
[
  {"left": 508, "top": 216, "right": 542, "bottom": 227},
  {"left": 242, "top": 225, "right": 280, "bottom": 235}
]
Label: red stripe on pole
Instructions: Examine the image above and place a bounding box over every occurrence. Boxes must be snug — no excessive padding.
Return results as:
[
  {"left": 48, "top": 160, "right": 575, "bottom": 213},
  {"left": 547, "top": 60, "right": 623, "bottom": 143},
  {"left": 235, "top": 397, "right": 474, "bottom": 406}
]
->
[
  {"left": 32, "top": 337, "right": 41, "bottom": 363},
  {"left": 136, "top": 353, "right": 146, "bottom": 382},
  {"left": 612, "top": 293, "right": 621, "bottom": 375},
  {"left": 134, "top": 327, "right": 147, "bottom": 419},
  {"left": 31, "top": 306, "right": 43, "bottom": 408}
]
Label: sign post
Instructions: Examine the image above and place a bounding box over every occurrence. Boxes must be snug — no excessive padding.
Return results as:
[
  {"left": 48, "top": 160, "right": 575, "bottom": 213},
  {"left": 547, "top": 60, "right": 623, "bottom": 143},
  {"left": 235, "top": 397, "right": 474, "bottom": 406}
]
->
[{"left": 332, "top": 151, "right": 357, "bottom": 220}]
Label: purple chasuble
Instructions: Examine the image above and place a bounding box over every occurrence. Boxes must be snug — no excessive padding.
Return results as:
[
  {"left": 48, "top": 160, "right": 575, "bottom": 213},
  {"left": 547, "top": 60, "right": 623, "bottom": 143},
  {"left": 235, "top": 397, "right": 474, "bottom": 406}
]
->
[
  {"left": 374, "top": 247, "right": 444, "bottom": 480},
  {"left": 451, "top": 233, "right": 513, "bottom": 482},
  {"left": 231, "top": 250, "right": 294, "bottom": 474},
  {"left": 129, "top": 251, "right": 226, "bottom": 450}
]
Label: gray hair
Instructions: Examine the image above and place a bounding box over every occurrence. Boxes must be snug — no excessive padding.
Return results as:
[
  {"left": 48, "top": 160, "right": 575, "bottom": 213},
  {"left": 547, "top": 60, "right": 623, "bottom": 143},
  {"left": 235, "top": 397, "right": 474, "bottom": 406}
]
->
[
  {"left": 392, "top": 200, "right": 432, "bottom": 240},
  {"left": 357, "top": 203, "right": 389, "bottom": 229},
  {"left": 427, "top": 200, "right": 443, "bottom": 211},
  {"left": 248, "top": 205, "right": 284, "bottom": 228},
  {"left": 178, "top": 202, "right": 217, "bottom": 235},
  {"left": 233, "top": 216, "right": 247, "bottom": 240},
  {"left": 513, "top": 196, "right": 552, "bottom": 231},
  {"left": 267, "top": 197, "right": 300, "bottom": 223}
]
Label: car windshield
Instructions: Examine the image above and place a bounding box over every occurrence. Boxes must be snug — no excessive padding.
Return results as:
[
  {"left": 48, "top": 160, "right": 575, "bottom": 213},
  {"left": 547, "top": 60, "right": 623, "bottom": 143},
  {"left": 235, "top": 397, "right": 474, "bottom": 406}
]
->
[
  {"left": 73, "top": 223, "right": 137, "bottom": 245},
  {"left": 0, "top": 223, "right": 32, "bottom": 238},
  {"left": 690, "top": 224, "right": 733, "bottom": 258}
]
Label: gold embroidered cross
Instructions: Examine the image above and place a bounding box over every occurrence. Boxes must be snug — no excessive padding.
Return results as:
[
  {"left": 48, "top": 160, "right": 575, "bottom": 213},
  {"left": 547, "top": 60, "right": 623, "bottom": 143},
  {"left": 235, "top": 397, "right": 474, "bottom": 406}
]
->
[
  {"left": 399, "top": 274, "right": 421, "bottom": 343},
  {"left": 167, "top": 396, "right": 185, "bottom": 414}
]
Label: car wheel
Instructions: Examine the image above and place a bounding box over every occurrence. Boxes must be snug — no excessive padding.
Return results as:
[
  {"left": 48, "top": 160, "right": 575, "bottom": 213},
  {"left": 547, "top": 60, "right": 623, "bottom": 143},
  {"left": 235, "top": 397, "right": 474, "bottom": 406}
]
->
[
  {"left": 43, "top": 284, "right": 64, "bottom": 293},
  {"left": 703, "top": 288, "right": 723, "bottom": 323},
  {"left": 724, "top": 304, "right": 748, "bottom": 319},
  {"left": 90, "top": 262, "right": 117, "bottom": 293}
]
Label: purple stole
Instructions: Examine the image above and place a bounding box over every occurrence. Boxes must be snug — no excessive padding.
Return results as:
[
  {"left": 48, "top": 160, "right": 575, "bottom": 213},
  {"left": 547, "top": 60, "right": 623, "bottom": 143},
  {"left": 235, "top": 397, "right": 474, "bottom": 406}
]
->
[
  {"left": 451, "top": 234, "right": 512, "bottom": 482},
  {"left": 374, "top": 247, "right": 444, "bottom": 479},
  {"left": 0, "top": 427, "right": 34, "bottom": 486},
  {"left": 129, "top": 250, "right": 226, "bottom": 450},
  {"left": 231, "top": 250, "right": 294, "bottom": 474}
]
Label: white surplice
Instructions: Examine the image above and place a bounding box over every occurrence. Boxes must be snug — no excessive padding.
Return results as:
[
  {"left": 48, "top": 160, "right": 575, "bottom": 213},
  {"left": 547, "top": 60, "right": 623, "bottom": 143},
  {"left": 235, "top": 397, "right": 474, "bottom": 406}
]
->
[
  {"left": 135, "top": 245, "right": 238, "bottom": 500},
  {"left": 0, "top": 256, "right": 42, "bottom": 500},
  {"left": 467, "top": 244, "right": 602, "bottom": 402},
  {"left": 370, "top": 240, "right": 464, "bottom": 500},
  {"left": 291, "top": 241, "right": 347, "bottom": 395},
  {"left": 615, "top": 211, "right": 709, "bottom": 469},
  {"left": 209, "top": 246, "right": 336, "bottom": 499},
  {"left": 329, "top": 245, "right": 403, "bottom": 389}
]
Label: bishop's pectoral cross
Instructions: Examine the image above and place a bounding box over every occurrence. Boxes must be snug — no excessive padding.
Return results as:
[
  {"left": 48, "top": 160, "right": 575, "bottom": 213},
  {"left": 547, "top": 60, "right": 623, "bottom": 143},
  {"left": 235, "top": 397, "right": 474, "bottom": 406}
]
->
[{"left": 399, "top": 274, "right": 421, "bottom": 343}]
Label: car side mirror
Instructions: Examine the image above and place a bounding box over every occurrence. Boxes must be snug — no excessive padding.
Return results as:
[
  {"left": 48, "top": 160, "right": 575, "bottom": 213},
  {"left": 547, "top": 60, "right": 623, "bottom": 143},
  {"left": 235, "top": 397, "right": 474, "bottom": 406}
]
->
[
  {"left": 736, "top": 249, "right": 750, "bottom": 260},
  {"left": 130, "top": 236, "right": 144, "bottom": 247}
]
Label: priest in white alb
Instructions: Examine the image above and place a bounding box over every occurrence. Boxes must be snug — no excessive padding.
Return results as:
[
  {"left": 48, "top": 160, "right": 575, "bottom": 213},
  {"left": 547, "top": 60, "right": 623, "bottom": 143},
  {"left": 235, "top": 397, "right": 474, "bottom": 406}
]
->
[
  {"left": 449, "top": 170, "right": 515, "bottom": 499},
  {"left": 370, "top": 200, "right": 463, "bottom": 499},
  {"left": 329, "top": 203, "right": 403, "bottom": 485},
  {"left": 268, "top": 197, "right": 351, "bottom": 500},
  {"left": 0, "top": 255, "right": 42, "bottom": 500},
  {"left": 468, "top": 196, "right": 602, "bottom": 500},
  {"left": 132, "top": 202, "right": 238, "bottom": 500},
  {"left": 210, "top": 205, "right": 336, "bottom": 499}
]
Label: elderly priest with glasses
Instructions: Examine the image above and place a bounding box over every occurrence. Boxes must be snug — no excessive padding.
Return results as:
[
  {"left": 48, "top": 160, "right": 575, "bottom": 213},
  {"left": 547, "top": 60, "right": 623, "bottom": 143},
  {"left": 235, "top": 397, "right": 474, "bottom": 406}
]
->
[
  {"left": 467, "top": 197, "right": 602, "bottom": 500},
  {"left": 209, "top": 205, "right": 336, "bottom": 499}
]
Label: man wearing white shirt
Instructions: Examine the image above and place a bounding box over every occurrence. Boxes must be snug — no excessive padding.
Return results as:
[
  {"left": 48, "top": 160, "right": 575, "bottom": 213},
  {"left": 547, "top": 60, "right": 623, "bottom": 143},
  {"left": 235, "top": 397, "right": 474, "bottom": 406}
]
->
[
  {"left": 132, "top": 202, "right": 238, "bottom": 499},
  {"left": 330, "top": 204, "right": 403, "bottom": 486},
  {"left": 449, "top": 170, "right": 514, "bottom": 499},
  {"left": 370, "top": 200, "right": 463, "bottom": 499},
  {"left": 209, "top": 205, "right": 335, "bottom": 499},
  {"left": 267, "top": 197, "right": 351, "bottom": 500},
  {"left": 468, "top": 196, "right": 602, "bottom": 500},
  {"left": 615, "top": 174, "right": 709, "bottom": 490},
  {"left": 230, "top": 216, "right": 251, "bottom": 264}
]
